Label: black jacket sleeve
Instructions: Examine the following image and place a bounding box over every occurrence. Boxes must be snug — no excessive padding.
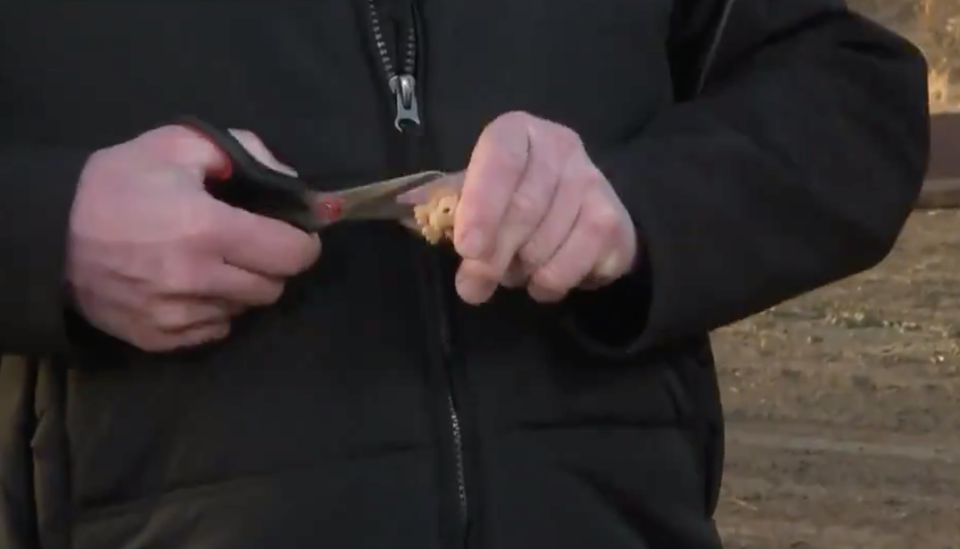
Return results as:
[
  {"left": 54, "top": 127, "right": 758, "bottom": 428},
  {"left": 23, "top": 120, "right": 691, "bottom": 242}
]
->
[
  {"left": 0, "top": 148, "right": 90, "bottom": 356},
  {"left": 565, "top": 0, "right": 930, "bottom": 356}
]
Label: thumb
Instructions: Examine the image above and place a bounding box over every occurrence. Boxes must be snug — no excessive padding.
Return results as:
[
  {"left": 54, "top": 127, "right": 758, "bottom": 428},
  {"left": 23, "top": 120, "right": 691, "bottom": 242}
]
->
[{"left": 156, "top": 125, "right": 297, "bottom": 181}]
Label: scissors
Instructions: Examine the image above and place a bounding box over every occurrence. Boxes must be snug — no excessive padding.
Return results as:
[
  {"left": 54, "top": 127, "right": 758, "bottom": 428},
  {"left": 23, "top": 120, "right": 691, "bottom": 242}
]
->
[{"left": 175, "top": 116, "right": 451, "bottom": 233}]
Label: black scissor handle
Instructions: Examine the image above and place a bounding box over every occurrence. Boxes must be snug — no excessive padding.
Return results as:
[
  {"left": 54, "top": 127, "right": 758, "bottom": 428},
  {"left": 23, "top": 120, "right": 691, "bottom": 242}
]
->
[{"left": 173, "top": 116, "right": 320, "bottom": 232}]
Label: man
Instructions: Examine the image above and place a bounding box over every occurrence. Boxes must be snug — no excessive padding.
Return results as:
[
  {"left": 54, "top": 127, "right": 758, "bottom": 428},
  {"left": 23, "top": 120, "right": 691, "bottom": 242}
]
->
[{"left": 0, "top": 1, "right": 928, "bottom": 548}]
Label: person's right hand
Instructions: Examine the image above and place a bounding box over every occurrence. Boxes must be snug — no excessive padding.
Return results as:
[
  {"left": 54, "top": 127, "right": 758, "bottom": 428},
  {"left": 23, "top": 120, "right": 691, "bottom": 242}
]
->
[{"left": 66, "top": 125, "right": 321, "bottom": 352}]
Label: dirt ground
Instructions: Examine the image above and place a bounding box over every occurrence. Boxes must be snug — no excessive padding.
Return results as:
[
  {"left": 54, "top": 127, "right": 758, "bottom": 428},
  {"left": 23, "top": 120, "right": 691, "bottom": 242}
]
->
[{"left": 711, "top": 210, "right": 960, "bottom": 548}]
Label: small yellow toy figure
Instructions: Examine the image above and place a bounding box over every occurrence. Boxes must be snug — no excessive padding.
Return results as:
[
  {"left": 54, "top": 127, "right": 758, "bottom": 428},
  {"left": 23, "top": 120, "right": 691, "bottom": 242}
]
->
[{"left": 413, "top": 187, "right": 459, "bottom": 244}]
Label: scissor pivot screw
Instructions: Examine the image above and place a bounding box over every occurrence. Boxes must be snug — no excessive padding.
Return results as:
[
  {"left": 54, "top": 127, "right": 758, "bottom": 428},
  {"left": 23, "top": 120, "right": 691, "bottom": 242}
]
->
[{"left": 316, "top": 197, "right": 345, "bottom": 223}]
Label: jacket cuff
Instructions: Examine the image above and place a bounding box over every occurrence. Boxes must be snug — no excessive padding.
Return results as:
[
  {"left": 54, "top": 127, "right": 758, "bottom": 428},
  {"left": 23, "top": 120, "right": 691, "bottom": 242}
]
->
[
  {"left": 562, "top": 249, "right": 654, "bottom": 358},
  {"left": 0, "top": 148, "right": 90, "bottom": 355},
  {"left": 561, "top": 140, "right": 684, "bottom": 358}
]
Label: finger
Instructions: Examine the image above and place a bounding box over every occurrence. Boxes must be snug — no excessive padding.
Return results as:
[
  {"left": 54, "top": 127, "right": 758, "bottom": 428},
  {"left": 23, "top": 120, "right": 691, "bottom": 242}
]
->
[
  {"left": 453, "top": 168, "right": 551, "bottom": 300},
  {"left": 475, "top": 124, "right": 566, "bottom": 283},
  {"left": 150, "top": 250, "right": 284, "bottom": 306},
  {"left": 453, "top": 253, "right": 528, "bottom": 303},
  {"left": 454, "top": 259, "right": 500, "bottom": 305},
  {"left": 454, "top": 211, "right": 534, "bottom": 303},
  {"left": 585, "top": 186, "right": 638, "bottom": 284},
  {"left": 500, "top": 260, "right": 529, "bottom": 288},
  {"left": 528, "top": 191, "right": 620, "bottom": 302},
  {"left": 148, "top": 299, "right": 235, "bottom": 332},
  {"left": 589, "top": 245, "right": 633, "bottom": 285},
  {"left": 159, "top": 323, "right": 232, "bottom": 350},
  {"left": 454, "top": 113, "right": 532, "bottom": 260},
  {"left": 495, "top": 130, "right": 562, "bottom": 248},
  {"left": 209, "top": 200, "right": 322, "bottom": 277},
  {"left": 576, "top": 237, "right": 631, "bottom": 291},
  {"left": 517, "top": 158, "right": 587, "bottom": 270},
  {"left": 132, "top": 322, "right": 232, "bottom": 352},
  {"left": 228, "top": 129, "right": 298, "bottom": 176},
  {"left": 160, "top": 125, "right": 296, "bottom": 181},
  {"left": 203, "top": 263, "right": 286, "bottom": 306}
]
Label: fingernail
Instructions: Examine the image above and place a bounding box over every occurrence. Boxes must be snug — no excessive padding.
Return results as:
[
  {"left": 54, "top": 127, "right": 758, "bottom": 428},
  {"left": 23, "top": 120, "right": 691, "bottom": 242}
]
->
[
  {"left": 594, "top": 251, "right": 621, "bottom": 279},
  {"left": 457, "top": 230, "right": 485, "bottom": 259}
]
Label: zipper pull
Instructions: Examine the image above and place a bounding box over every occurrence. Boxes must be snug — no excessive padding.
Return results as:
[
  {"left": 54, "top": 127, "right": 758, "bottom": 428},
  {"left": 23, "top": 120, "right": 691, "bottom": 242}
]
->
[{"left": 389, "top": 74, "right": 421, "bottom": 131}]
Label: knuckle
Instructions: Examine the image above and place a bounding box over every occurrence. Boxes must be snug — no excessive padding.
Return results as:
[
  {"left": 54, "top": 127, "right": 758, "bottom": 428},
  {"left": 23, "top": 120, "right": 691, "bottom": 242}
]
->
[
  {"left": 583, "top": 202, "right": 620, "bottom": 239},
  {"left": 509, "top": 189, "right": 543, "bottom": 222},
  {"left": 154, "top": 256, "right": 201, "bottom": 294},
  {"left": 584, "top": 166, "right": 607, "bottom": 188},
  {"left": 139, "top": 125, "right": 220, "bottom": 167},
  {"left": 532, "top": 265, "right": 568, "bottom": 294},
  {"left": 497, "top": 110, "right": 536, "bottom": 127},
  {"left": 519, "top": 239, "right": 548, "bottom": 267},
  {"left": 498, "top": 146, "right": 528, "bottom": 176},
  {"left": 477, "top": 114, "right": 532, "bottom": 170},
  {"left": 570, "top": 163, "right": 606, "bottom": 191},
  {"left": 186, "top": 210, "right": 222, "bottom": 242},
  {"left": 519, "top": 115, "right": 580, "bottom": 157},
  {"left": 156, "top": 126, "right": 205, "bottom": 160},
  {"left": 478, "top": 135, "right": 527, "bottom": 176},
  {"left": 552, "top": 125, "right": 582, "bottom": 153},
  {"left": 172, "top": 199, "right": 223, "bottom": 241}
]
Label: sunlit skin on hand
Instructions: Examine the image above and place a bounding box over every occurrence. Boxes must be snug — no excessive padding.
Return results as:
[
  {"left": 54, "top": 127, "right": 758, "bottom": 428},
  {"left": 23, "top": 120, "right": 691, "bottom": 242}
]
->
[{"left": 452, "top": 111, "right": 640, "bottom": 304}]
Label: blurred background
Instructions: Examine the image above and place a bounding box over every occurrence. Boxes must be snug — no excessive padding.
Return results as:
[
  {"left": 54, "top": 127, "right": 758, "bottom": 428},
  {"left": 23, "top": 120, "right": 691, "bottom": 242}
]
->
[
  {"left": 852, "top": 0, "right": 960, "bottom": 110},
  {"left": 712, "top": 2, "right": 960, "bottom": 547}
]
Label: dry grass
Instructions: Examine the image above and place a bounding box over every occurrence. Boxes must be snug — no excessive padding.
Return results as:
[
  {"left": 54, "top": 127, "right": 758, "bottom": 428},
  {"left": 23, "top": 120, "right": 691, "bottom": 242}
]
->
[
  {"left": 851, "top": 0, "right": 960, "bottom": 112},
  {"left": 712, "top": 211, "right": 960, "bottom": 548}
]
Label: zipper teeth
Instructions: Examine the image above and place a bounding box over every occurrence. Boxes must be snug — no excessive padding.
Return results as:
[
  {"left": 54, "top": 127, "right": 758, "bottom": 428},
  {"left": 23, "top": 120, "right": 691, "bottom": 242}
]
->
[
  {"left": 365, "top": 0, "right": 469, "bottom": 534},
  {"left": 435, "top": 259, "right": 469, "bottom": 528},
  {"left": 401, "top": 24, "right": 416, "bottom": 75},
  {"left": 366, "top": 0, "right": 416, "bottom": 79},
  {"left": 447, "top": 394, "right": 468, "bottom": 521}
]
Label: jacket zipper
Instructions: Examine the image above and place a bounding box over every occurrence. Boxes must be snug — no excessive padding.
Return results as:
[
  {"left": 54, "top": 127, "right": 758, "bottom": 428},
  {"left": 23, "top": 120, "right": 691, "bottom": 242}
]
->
[
  {"left": 366, "top": 0, "right": 421, "bottom": 130},
  {"left": 364, "top": 0, "right": 470, "bottom": 535}
]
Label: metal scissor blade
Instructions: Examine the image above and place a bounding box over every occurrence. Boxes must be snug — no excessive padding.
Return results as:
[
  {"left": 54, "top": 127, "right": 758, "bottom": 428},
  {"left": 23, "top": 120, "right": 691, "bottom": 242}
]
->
[{"left": 337, "top": 170, "right": 455, "bottom": 221}]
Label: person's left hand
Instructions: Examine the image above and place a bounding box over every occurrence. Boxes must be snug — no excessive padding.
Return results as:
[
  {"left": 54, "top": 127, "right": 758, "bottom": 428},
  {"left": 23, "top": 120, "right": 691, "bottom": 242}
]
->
[{"left": 453, "top": 111, "right": 639, "bottom": 304}]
